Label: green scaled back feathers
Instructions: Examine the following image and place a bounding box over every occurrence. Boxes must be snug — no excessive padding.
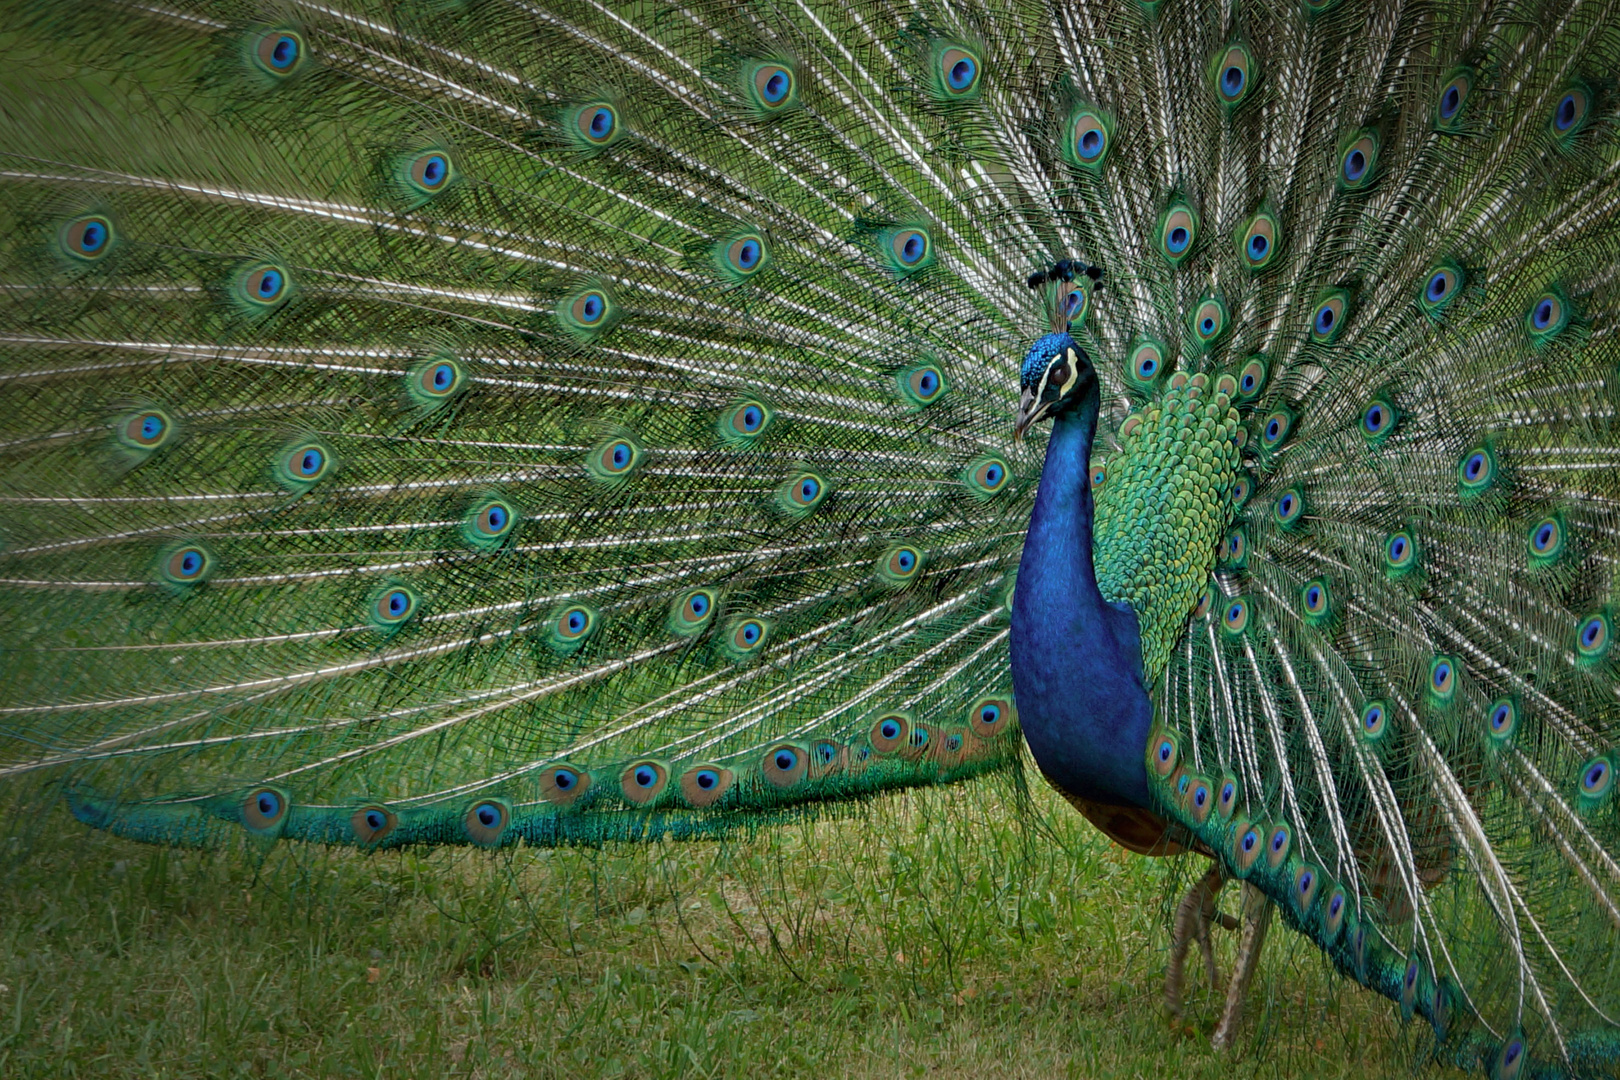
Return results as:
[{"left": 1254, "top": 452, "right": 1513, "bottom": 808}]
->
[{"left": 2, "top": 1, "right": 1620, "bottom": 1077}]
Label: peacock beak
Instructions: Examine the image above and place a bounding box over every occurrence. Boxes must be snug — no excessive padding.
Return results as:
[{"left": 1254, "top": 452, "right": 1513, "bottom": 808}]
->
[{"left": 1013, "top": 388, "right": 1045, "bottom": 442}]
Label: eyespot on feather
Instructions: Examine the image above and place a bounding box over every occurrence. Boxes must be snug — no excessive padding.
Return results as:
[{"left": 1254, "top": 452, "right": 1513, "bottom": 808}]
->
[
  {"left": 1232, "top": 818, "right": 1264, "bottom": 874},
  {"left": 1384, "top": 529, "right": 1418, "bottom": 577},
  {"left": 370, "top": 585, "right": 419, "bottom": 629},
  {"left": 668, "top": 588, "right": 718, "bottom": 636},
  {"left": 251, "top": 29, "right": 306, "bottom": 77},
  {"left": 1273, "top": 486, "right": 1306, "bottom": 529},
  {"left": 402, "top": 150, "right": 454, "bottom": 200},
  {"left": 1299, "top": 578, "right": 1332, "bottom": 624},
  {"left": 1550, "top": 82, "right": 1593, "bottom": 141},
  {"left": 1527, "top": 514, "right": 1567, "bottom": 568},
  {"left": 762, "top": 743, "right": 808, "bottom": 787},
  {"left": 886, "top": 227, "right": 932, "bottom": 272},
  {"left": 620, "top": 761, "right": 670, "bottom": 805},
  {"left": 1525, "top": 288, "right": 1572, "bottom": 346},
  {"left": 274, "top": 439, "right": 334, "bottom": 492},
  {"left": 1434, "top": 67, "right": 1474, "bottom": 130},
  {"left": 1065, "top": 105, "right": 1113, "bottom": 169},
  {"left": 1360, "top": 700, "right": 1389, "bottom": 743},
  {"left": 462, "top": 497, "right": 517, "bottom": 549},
  {"left": 721, "top": 616, "right": 770, "bottom": 660},
  {"left": 160, "top": 543, "right": 215, "bottom": 587},
  {"left": 1360, "top": 397, "right": 1396, "bottom": 442},
  {"left": 60, "top": 215, "right": 115, "bottom": 261},
  {"left": 117, "top": 408, "right": 175, "bottom": 454},
  {"left": 1216, "top": 776, "right": 1239, "bottom": 820},
  {"left": 586, "top": 436, "right": 642, "bottom": 483},
  {"left": 1237, "top": 208, "right": 1279, "bottom": 271},
  {"left": 1291, "top": 862, "right": 1321, "bottom": 914},
  {"left": 1220, "top": 529, "right": 1247, "bottom": 569},
  {"left": 870, "top": 713, "right": 911, "bottom": 753},
  {"left": 550, "top": 605, "right": 599, "bottom": 650},
  {"left": 1210, "top": 43, "right": 1256, "bottom": 107},
  {"left": 1236, "top": 355, "right": 1268, "bottom": 400},
  {"left": 1191, "top": 295, "right": 1228, "bottom": 348},
  {"left": 1310, "top": 289, "right": 1349, "bottom": 343},
  {"left": 558, "top": 285, "right": 619, "bottom": 340},
  {"left": 776, "top": 471, "right": 827, "bottom": 515},
  {"left": 679, "top": 765, "right": 735, "bottom": 807},
  {"left": 238, "top": 263, "right": 291, "bottom": 309},
  {"left": 715, "top": 232, "right": 769, "bottom": 281},
  {"left": 1427, "top": 654, "right": 1458, "bottom": 705},
  {"left": 1419, "top": 261, "right": 1464, "bottom": 317},
  {"left": 1157, "top": 203, "right": 1198, "bottom": 265},
  {"left": 968, "top": 697, "right": 1013, "bottom": 740},
  {"left": 1575, "top": 611, "right": 1612, "bottom": 664},
  {"left": 878, "top": 544, "right": 924, "bottom": 585},
  {"left": 962, "top": 456, "right": 1011, "bottom": 498},
  {"left": 896, "top": 364, "right": 948, "bottom": 407},
  {"left": 463, "top": 799, "right": 510, "bottom": 846},
  {"left": 408, "top": 356, "right": 466, "bottom": 409},
  {"left": 746, "top": 62, "right": 798, "bottom": 112},
  {"left": 936, "top": 45, "right": 981, "bottom": 98},
  {"left": 350, "top": 805, "right": 397, "bottom": 846},
  {"left": 1265, "top": 822, "right": 1292, "bottom": 868},
  {"left": 1125, "top": 339, "right": 1168, "bottom": 391},
  {"left": 540, "top": 765, "right": 591, "bottom": 806},
  {"left": 570, "top": 102, "right": 622, "bottom": 149},
  {"left": 1457, "top": 442, "right": 1498, "bottom": 497},
  {"left": 1146, "top": 730, "right": 1179, "bottom": 778},
  {"left": 1338, "top": 131, "right": 1379, "bottom": 191},
  {"left": 1221, "top": 597, "right": 1250, "bottom": 636},
  {"left": 1487, "top": 698, "right": 1518, "bottom": 744},
  {"left": 900, "top": 721, "right": 935, "bottom": 762},
  {"left": 719, "top": 399, "right": 773, "bottom": 444},
  {"left": 242, "top": 787, "right": 290, "bottom": 835}
]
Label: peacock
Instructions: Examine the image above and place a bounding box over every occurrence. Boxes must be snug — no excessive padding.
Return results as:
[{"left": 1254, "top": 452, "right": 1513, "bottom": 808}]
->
[{"left": 2, "top": 0, "right": 1618, "bottom": 1074}]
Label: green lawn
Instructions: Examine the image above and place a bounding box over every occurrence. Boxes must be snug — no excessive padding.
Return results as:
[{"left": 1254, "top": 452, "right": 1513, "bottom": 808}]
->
[{"left": 1, "top": 776, "right": 1433, "bottom": 1079}]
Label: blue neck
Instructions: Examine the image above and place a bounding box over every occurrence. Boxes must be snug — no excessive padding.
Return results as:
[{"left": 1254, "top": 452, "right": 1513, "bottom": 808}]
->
[{"left": 1009, "top": 390, "right": 1154, "bottom": 809}]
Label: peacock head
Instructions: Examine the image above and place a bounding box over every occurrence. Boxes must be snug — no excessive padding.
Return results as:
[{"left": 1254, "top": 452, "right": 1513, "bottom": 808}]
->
[{"left": 1014, "top": 332, "right": 1095, "bottom": 440}]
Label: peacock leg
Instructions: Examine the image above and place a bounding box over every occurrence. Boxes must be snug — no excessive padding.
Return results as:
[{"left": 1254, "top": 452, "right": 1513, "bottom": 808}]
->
[
  {"left": 1210, "top": 883, "right": 1273, "bottom": 1050},
  {"left": 1165, "top": 862, "right": 1227, "bottom": 1019}
]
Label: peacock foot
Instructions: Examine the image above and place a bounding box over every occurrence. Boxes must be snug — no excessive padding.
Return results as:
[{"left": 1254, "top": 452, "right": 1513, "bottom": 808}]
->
[
  {"left": 1209, "top": 882, "right": 1273, "bottom": 1051},
  {"left": 1165, "top": 863, "right": 1236, "bottom": 1022}
]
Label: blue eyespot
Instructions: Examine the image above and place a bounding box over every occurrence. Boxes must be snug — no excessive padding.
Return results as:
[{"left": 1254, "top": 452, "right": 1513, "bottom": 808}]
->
[
  {"left": 634, "top": 766, "right": 657, "bottom": 788},
  {"left": 695, "top": 769, "right": 718, "bottom": 790},
  {"left": 1388, "top": 535, "right": 1409, "bottom": 562},
  {"left": 1315, "top": 305, "right": 1335, "bottom": 334},
  {"left": 298, "top": 448, "right": 323, "bottom": 476},
  {"left": 774, "top": 748, "right": 797, "bottom": 771},
  {"left": 736, "top": 239, "right": 761, "bottom": 269},
  {"left": 422, "top": 155, "right": 447, "bottom": 186},
  {"left": 386, "top": 591, "right": 408, "bottom": 617},
  {"left": 1578, "top": 614, "right": 1609, "bottom": 656},
  {"left": 270, "top": 35, "right": 298, "bottom": 69},
  {"left": 763, "top": 71, "right": 789, "bottom": 102},
  {"left": 1298, "top": 869, "right": 1313, "bottom": 894},
  {"left": 1241, "top": 830, "right": 1258, "bottom": 852},
  {"left": 1222, "top": 65, "right": 1244, "bottom": 96},
  {"left": 257, "top": 790, "right": 281, "bottom": 818},
  {"left": 1491, "top": 701, "right": 1513, "bottom": 733},
  {"left": 1330, "top": 893, "right": 1343, "bottom": 916},
  {"left": 1533, "top": 298, "right": 1554, "bottom": 329},
  {"left": 432, "top": 363, "right": 455, "bottom": 391},
  {"left": 1078, "top": 128, "right": 1102, "bottom": 159},
  {"left": 946, "top": 55, "right": 972, "bottom": 90},
  {"left": 1556, "top": 93, "right": 1579, "bottom": 132},
  {"left": 1157, "top": 739, "right": 1173, "bottom": 763},
  {"left": 1365, "top": 705, "right": 1382, "bottom": 730},
  {"left": 1343, "top": 148, "right": 1367, "bottom": 182},
  {"left": 554, "top": 768, "right": 577, "bottom": 791},
  {"left": 1364, "top": 405, "right": 1384, "bottom": 432},
  {"left": 896, "top": 549, "right": 916, "bottom": 571},
  {"left": 581, "top": 293, "right": 605, "bottom": 323},
  {"left": 259, "top": 269, "right": 283, "bottom": 298},
  {"left": 568, "top": 611, "right": 586, "bottom": 633},
  {"left": 1193, "top": 786, "right": 1208, "bottom": 807},
  {"left": 364, "top": 810, "right": 386, "bottom": 830},
  {"left": 80, "top": 220, "right": 106, "bottom": 251},
  {"left": 1464, "top": 453, "right": 1486, "bottom": 481},
  {"left": 983, "top": 464, "right": 1002, "bottom": 486},
  {"left": 1440, "top": 85, "right": 1461, "bottom": 119},
  {"left": 475, "top": 802, "right": 500, "bottom": 827},
  {"left": 880, "top": 718, "right": 902, "bottom": 740},
  {"left": 1247, "top": 234, "right": 1267, "bottom": 259},
  {"left": 1137, "top": 355, "right": 1157, "bottom": 378},
  {"left": 1200, "top": 316, "right": 1215, "bottom": 334},
  {"left": 1433, "top": 661, "right": 1452, "bottom": 690},
  {"left": 1167, "top": 226, "right": 1189, "bottom": 254},
  {"left": 1271, "top": 830, "right": 1287, "bottom": 852},
  {"left": 980, "top": 704, "right": 1000, "bottom": 725},
  {"left": 1221, "top": 782, "right": 1235, "bottom": 804},
  {"left": 589, "top": 108, "right": 614, "bottom": 139},
  {"left": 900, "top": 232, "right": 925, "bottom": 264},
  {"left": 1584, "top": 760, "right": 1610, "bottom": 791},
  {"left": 1427, "top": 273, "right": 1449, "bottom": 302}
]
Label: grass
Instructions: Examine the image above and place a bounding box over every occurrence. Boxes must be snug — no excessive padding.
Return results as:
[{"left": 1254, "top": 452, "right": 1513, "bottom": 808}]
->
[{"left": 0, "top": 776, "right": 1439, "bottom": 1079}]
